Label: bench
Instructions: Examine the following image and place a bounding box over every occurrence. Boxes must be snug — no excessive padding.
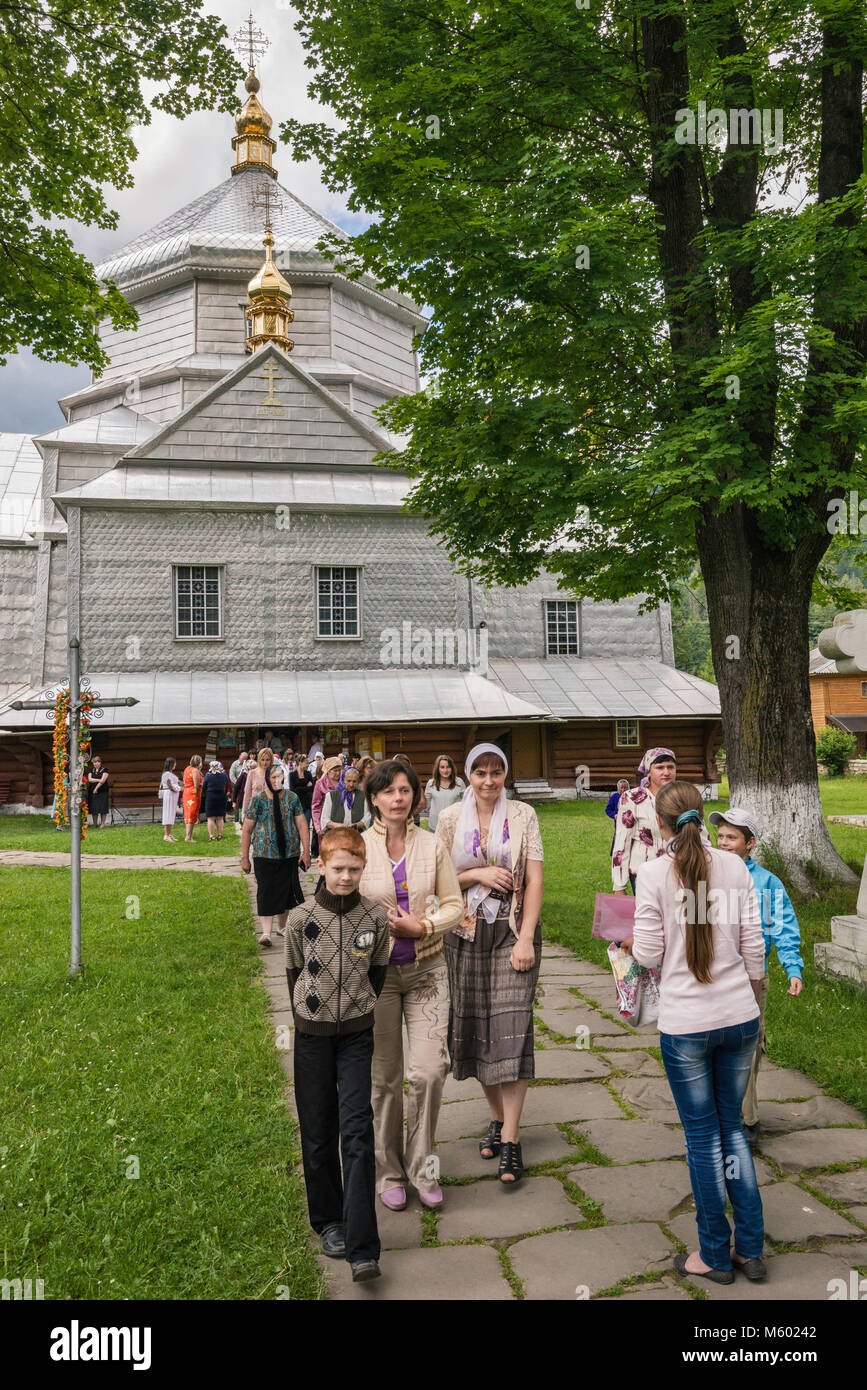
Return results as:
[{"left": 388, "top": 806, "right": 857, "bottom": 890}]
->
[{"left": 0, "top": 777, "right": 11, "bottom": 805}]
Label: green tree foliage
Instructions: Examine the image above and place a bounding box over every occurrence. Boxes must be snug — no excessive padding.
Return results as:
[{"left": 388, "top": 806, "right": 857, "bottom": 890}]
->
[
  {"left": 0, "top": 1, "right": 242, "bottom": 370},
  {"left": 283, "top": 1, "right": 867, "bottom": 881},
  {"left": 816, "top": 727, "right": 857, "bottom": 774}
]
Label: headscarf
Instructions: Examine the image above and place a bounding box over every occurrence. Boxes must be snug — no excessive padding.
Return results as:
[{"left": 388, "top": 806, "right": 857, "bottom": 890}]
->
[
  {"left": 637, "top": 746, "right": 676, "bottom": 787},
  {"left": 322, "top": 755, "right": 342, "bottom": 781},
  {"left": 265, "top": 764, "right": 287, "bottom": 858},
  {"left": 451, "top": 741, "right": 511, "bottom": 925},
  {"left": 209, "top": 760, "right": 221, "bottom": 773},
  {"left": 339, "top": 766, "right": 359, "bottom": 808}
]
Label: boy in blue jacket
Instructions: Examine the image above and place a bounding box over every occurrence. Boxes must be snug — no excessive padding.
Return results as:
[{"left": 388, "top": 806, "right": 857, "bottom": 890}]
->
[{"left": 710, "top": 808, "right": 804, "bottom": 1145}]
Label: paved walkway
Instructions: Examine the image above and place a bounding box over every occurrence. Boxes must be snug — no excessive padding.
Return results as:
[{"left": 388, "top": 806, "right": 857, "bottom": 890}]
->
[
  {"left": 254, "top": 873, "right": 867, "bottom": 1301},
  {"left": 0, "top": 849, "right": 242, "bottom": 875},
  {"left": 10, "top": 846, "right": 866, "bottom": 1298}
]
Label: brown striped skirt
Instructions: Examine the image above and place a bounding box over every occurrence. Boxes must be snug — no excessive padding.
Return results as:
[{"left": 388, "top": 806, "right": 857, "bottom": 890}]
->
[{"left": 444, "top": 915, "right": 542, "bottom": 1084}]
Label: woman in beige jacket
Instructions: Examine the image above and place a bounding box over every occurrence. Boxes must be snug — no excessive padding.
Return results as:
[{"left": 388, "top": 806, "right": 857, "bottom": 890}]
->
[{"left": 359, "top": 759, "right": 462, "bottom": 1211}]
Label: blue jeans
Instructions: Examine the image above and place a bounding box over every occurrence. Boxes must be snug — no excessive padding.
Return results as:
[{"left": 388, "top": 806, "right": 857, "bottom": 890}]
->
[{"left": 660, "top": 1019, "right": 763, "bottom": 1269}]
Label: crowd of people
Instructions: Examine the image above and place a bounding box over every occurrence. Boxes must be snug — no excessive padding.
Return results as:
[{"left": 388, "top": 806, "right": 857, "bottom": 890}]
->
[{"left": 82, "top": 729, "right": 806, "bottom": 1292}]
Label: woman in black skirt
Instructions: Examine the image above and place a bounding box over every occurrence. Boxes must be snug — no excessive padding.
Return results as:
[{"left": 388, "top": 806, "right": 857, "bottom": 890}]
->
[{"left": 240, "top": 762, "right": 310, "bottom": 948}]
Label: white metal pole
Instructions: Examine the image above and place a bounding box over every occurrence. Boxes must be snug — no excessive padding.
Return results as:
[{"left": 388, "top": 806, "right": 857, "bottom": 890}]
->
[{"left": 69, "top": 638, "right": 82, "bottom": 977}]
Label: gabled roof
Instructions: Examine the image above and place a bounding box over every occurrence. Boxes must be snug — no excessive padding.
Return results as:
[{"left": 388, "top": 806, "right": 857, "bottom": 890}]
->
[
  {"left": 488, "top": 656, "right": 721, "bottom": 719},
  {"left": 0, "top": 434, "right": 42, "bottom": 542},
  {"left": 809, "top": 647, "right": 839, "bottom": 675},
  {"left": 34, "top": 406, "right": 159, "bottom": 452},
  {"left": 121, "top": 342, "right": 399, "bottom": 469}
]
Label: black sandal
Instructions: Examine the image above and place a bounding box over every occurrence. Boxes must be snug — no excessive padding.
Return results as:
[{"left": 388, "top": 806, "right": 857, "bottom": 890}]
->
[
  {"left": 479, "top": 1120, "right": 503, "bottom": 1160},
  {"left": 498, "top": 1140, "right": 523, "bottom": 1187}
]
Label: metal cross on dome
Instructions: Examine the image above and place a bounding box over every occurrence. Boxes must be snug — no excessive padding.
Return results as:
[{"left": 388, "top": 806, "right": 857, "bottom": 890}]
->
[
  {"left": 233, "top": 11, "right": 269, "bottom": 71},
  {"left": 250, "top": 181, "right": 284, "bottom": 234}
]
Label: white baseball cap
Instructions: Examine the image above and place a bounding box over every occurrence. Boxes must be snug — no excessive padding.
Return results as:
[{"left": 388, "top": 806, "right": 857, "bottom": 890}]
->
[{"left": 708, "top": 807, "right": 759, "bottom": 842}]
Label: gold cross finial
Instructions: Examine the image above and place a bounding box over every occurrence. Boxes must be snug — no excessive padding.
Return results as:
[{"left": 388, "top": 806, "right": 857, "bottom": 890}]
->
[
  {"left": 250, "top": 181, "right": 284, "bottom": 234},
  {"left": 233, "top": 11, "right": 269, "bottom": 71}
]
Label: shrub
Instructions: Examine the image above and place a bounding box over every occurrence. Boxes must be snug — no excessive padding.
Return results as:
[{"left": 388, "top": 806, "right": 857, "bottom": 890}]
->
[{"left": 815, "top": 727, "right": 857, "bottom": 776}]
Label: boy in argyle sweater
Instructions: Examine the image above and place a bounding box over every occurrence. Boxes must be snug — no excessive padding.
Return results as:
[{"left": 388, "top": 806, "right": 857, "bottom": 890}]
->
[{"left": 285, "top": 826, "right": 390, "bottom": 1282}]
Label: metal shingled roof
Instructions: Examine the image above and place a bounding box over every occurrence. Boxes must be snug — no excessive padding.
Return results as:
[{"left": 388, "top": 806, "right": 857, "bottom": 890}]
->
[
  {"left": 95, "top": 168, "right": 349, "bottom": 283},
  {"left": 0, "top": 669, "right": 548, "bottom": 729},
  {"left": 487, "top": 656, "right": 721, "bottom": 718},
  {"left": 0, "top": 434, "right": 43, "bottom": 540}
]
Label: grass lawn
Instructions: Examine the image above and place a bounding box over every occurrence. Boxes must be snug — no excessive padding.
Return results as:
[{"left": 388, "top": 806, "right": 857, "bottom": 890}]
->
[
  {"left": 537, "top": 776, "right": 867, "bottom": 1115},
  {"left": 0, "top": 866, "right": 321, "bottom": 1300},
  {"left": 0, "top": 815, "right": 239, "bottom": 856}
]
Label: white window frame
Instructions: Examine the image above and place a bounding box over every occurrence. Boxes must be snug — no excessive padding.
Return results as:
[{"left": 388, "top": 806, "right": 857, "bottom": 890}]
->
[
  {"left": 173, "top": 564, "right": 224, "bottom": 641},
  {"left": 315, "top": 565, "right": 363, "bottom": 640},
  {"left": 545, "top": 599, "right": 580, "bottom": 656},
  {"left": 614, "top": 719, "right": 640, "bottom": 748}
]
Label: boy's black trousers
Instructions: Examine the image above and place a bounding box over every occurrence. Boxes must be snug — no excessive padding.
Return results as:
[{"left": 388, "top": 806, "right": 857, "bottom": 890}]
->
[{"left": 293, "top": 1027, "right": 380, "bottom": 1264}]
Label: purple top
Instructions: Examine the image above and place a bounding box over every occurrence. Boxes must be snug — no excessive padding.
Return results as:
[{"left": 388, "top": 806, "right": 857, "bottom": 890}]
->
[{"left": 389, "top": 854, "right": 415, "bottom": 964}]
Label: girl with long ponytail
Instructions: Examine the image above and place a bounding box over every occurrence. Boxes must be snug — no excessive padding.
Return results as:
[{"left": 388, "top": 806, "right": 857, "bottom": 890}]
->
[{"left": 630, "top": 780, "right": 767, "bottom": 1286}]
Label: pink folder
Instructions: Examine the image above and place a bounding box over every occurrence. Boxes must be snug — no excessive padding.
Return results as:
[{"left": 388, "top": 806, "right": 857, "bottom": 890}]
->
[{"left": 592, "top": 892, "right": 636, "bottom": 941}]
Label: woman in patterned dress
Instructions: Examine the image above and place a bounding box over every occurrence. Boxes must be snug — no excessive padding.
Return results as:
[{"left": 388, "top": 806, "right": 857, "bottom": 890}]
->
[
  {"left": 436, "top": 743, "right": 544, "bottom": 1188},
  {"left": 611, "top": 747, "right": 678, "bottom": 895},
  {"left": 182, "top": 754, "right": 203, "bottom": 842}
]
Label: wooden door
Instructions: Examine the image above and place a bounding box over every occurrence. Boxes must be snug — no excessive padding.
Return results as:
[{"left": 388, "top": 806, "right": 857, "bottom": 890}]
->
[{"left": 511, "top": 724, "right": 543, "bottom": 781}]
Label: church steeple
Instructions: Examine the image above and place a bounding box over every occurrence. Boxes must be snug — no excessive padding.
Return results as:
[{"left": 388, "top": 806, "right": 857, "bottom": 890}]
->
[{"left": 231, "top": 13, "right": 277, "bottom": 179}]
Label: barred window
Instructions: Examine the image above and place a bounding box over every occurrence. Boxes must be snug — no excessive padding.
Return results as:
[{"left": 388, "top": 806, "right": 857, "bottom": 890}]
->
[
  {"left": 545, "top": 600, "right": 579, "bottom": 655},
  {"left": 614, "top": 719, "right": 639, "bottom": 748},
  {"left": 174, "top": 565, "right": 222, "bottom": 639},
  {"left": 317, "top": 566, "right": 360, "bottom": 638}
]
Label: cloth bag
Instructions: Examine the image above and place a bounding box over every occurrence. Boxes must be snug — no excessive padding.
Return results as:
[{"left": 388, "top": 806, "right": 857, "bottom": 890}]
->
[{"left": 606, "top": 943, "right": 661, "bottom": 1026}]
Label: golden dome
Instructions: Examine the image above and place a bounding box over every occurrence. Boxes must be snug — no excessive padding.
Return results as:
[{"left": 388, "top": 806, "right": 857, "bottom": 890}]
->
[
  {"left": 247, "top": 231, "right": 291, "bottom": 302},
  {"left": 231, "top": 68, "right": 277, "bottom": 177},
  {"left": 235, "top": 69, "right": 273, "bottom": 136},
  {"left": 245, "top": 229, "right": 294, "bottom": 352}
]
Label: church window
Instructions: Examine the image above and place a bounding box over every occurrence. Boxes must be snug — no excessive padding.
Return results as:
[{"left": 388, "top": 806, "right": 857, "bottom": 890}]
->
[
  {"left": 614, "top": 719, "right": 639, "bottom": 748},
  {"left": 317, "top": 566, "right": 360, "bottom": 638},
  {"left": 545, "top": 600, "right": 579, "bottom": 655},
  {"left": 174, "top": 565, "right": 222, "bottom": 639}
]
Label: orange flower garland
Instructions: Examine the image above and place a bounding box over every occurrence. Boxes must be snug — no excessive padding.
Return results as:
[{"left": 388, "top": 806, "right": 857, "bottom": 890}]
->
[{"left": 52, "top": 686, "right": 93, "bottom": 840}]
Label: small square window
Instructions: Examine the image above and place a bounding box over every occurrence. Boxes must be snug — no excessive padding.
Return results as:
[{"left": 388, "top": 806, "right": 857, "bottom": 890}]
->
[
  {"left": 861, "top": 682, "right": 867, "bottom": 698},
  {"left": 614, "top": 719, "right": 639, "bottom": 748},
  {"left": 545, "top": 600, "right": 579, "bottom": 655},
  {"left": 174, "top": 564, "right": 222, "bottom": 639},
  {"left": 316, "top": 566, "right": 361, "bottom": 638}
]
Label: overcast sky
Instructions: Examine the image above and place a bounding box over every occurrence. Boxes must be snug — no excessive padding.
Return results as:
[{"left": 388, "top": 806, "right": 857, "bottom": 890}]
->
[{"left": 0, "top": 1, "right": 363, "bottom": 435}]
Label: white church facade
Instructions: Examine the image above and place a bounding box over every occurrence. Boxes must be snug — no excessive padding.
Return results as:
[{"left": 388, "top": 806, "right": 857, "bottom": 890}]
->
[{"left": 0, "top": 65, "right": 721, "bottom": 811}]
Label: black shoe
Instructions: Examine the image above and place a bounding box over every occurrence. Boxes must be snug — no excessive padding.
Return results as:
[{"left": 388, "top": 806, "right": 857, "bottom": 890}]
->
[
  {"left": 733, "top": 1253, "right": 767, "bottom": 1281},
  {"left": 673, "top": 1252, "right": 734, "bottom": 1285},
  {"left": 350, "top": 1259, "right": 381, "bottom": 1282},
  {"left": 320, "top": 1223, "right": 346, "bottom": 1259},
  {"left": 743, "top": 1122, "right": 760, "bottom": 1146}
]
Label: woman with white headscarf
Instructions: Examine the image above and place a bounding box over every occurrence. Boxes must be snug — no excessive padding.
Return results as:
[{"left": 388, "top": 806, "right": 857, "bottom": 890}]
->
[{"left": 435, "top": 742, "right": 544, "bottom": 1187}]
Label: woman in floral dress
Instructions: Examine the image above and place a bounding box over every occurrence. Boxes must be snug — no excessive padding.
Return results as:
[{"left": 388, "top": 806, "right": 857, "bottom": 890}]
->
[{"left": 611, "top": 747, "right": 677, "bottom": 895}]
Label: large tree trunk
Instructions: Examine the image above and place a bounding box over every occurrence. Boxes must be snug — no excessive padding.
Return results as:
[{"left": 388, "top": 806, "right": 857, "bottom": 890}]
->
[{"left": 697, "top": 506, "right": 857, "bottom": 890}]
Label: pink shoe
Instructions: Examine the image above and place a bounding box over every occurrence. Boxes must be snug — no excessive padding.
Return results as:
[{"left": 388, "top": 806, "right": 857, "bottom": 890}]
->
[
  {"left": 379, "top": 1187, "right": 407, "bottom": 1211},
  {"left": 418, "top": 1185, "right": 443, "bottom": 1209}
]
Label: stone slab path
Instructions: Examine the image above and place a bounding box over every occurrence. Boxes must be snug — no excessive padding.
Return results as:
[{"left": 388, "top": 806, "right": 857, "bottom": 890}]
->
[
  {"left": 254, "top": 871, "right": 867, "bottom": 1301},
  {"left": 0, "top": 849, "right": 241, "bottom": 875},
  {"left": 11, "top": 846, "right": 864, "bottom": 1299}
]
